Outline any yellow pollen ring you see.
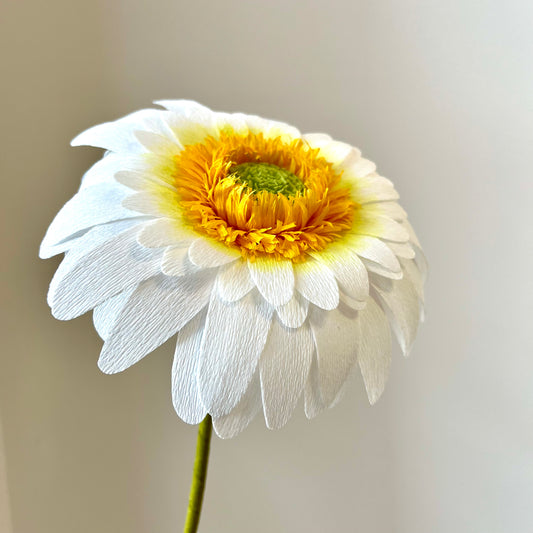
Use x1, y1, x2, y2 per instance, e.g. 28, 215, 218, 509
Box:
173, 129, 356, 261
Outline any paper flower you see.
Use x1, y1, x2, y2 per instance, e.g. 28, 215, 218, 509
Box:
41, 100, 426, 438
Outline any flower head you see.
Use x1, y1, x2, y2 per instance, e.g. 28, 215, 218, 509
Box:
41, 100, 426, 438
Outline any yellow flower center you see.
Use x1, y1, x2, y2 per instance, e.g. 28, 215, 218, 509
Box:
174, 130, 356, 260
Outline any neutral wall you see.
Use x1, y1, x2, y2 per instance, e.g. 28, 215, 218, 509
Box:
1, 1, 532, 532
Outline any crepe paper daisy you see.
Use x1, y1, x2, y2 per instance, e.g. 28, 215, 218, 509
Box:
41, 100, 426, 532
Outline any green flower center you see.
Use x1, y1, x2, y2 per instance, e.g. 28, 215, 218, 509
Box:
230, 162, 305, 196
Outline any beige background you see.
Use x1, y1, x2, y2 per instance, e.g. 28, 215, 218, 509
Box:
1, 1, 532, 532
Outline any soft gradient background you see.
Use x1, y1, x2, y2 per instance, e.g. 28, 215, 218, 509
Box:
1, 1, 532, 532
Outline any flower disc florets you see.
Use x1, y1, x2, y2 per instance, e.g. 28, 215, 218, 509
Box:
230, 162, 305, 196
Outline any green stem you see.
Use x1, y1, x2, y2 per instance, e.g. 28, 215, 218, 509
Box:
183, 415, 212, 533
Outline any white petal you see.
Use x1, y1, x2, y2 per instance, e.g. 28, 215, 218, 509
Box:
402, 218, 422, 249
122, 191, 178, 218
400, 258, 425, 304
362, 201, 407, 221
304, 352, 325, 419
358, 297, 392, 405
172, 309, 208, 424
115, 169, 176, 192
44, 218, 142, 262
40, 183, 138, 256
93, 285, 137, 340
401, 220, 428, 283
162, 246, 197, 277
386, 241, 415, 259
302, 133, 331, 143
216, 259, 254, 302
154, 99, 213, 116
302, 134, 360, 168
362, 259, 403, 280
98, 271, 213, 374
311, 245, 369, 302
353, 178, 400, 203
276, 293, 309, 328
353, 213, 410, 242
350, 157, 376, 177
137, 218, 193, 248
165, 109, 217, 147
295, 260, 339, 310
189, 238, 240, 268
212, 373, 262, 439
79, 154, 144, 190
349, 235, 401, 273
48, 225, 162, 320
244, 115, 300, 141
259, 318, 314, 429
71, 109, 169, 153
72, 123, 142, 153
415, 249, 428, 284
372, 274, 420, 356
310, 302, 359, 406
248, 256, 294, 306
198, 291, 273, 417
339, 291, 367, 310
134, 130, 182, 155
213, 112, 249, 134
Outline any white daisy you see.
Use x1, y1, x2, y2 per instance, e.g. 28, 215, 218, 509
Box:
40, 100, 426, 439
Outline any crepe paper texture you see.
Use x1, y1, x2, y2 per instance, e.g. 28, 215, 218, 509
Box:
41, 100, 427, 439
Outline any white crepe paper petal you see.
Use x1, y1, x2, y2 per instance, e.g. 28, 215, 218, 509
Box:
362, 201, 407, 221
79, 154, 144, 190
172, 309, 208, 424
93, 285, 137, 340
189, 238, 241, 268
371, 273, 420, 356
350, 157, 376, 177
164, 110, 217, 147
350, 235, 401, 273
386, 241, 416, 259
46, 218, 144, 264
122, 191, 175, 218
115, 169, 176, 192
310, 303, 359, 406
198, 290, 273, 418
98, 271, 213, 374
248, 256, 294, 307
400, 258, 425, 304
276, 293, 309, 328
295, 260, 339, 310
48, 224, 162, 320
71, 109, 170, 153
339, 291, 367, 311
161, 246, 197, 277
134, 130, 182, 155
353, 214, 410, 242
260, 318, 314, 429
40, 183, 139, 256
311, 246, 369, 302
137, 218, 192, 248
358, 297, 392, 405
154, 99, 213, 116
302, 134, 360, 169
212, 373, 262, 439
216, 260, 254, 302
355, 181, 400, 204
304, 352, 325, 419
362, 258, 404, 280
